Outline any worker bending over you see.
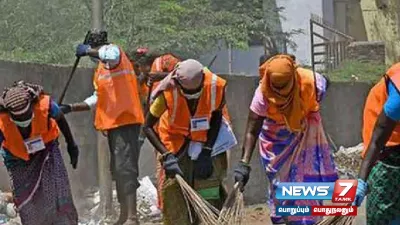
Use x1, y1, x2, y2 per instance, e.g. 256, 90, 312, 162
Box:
143, 59, 232, 225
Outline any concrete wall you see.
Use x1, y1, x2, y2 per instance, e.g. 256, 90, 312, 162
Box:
331, 0, 368, 41
0, 60, 373, 206
199, 46, 265, 76
361, 0, 400, 64
346, 41, 386, 64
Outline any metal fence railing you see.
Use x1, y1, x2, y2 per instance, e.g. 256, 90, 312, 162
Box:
310, 13, 355, 72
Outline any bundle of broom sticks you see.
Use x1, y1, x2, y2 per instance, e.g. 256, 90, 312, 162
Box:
175, 174, 245, 225
218, 182, 245, 225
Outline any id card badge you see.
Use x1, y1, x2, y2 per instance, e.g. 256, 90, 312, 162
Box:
190, 117, 210, 132
24, 136, 46, 154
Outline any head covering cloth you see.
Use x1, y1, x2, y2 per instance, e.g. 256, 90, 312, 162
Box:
260, 54, 304, 132
0, 81, 43, 116
150, 59, 204, 101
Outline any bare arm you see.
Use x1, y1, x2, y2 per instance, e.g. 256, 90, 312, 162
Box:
143, 113, 169, 155
54, 113, 76, 145
71, 102, 91, 112
241, 110, 265, 164
358, 112, 396, 180
87, 48, 100, 58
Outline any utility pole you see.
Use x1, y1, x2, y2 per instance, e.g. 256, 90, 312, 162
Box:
92, 0, 104, 30
228, 43, 232, 74
92, 0, 114, 221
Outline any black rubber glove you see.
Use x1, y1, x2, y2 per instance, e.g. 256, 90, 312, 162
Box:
67, 143, 79, 169
60, 104, 72, 114
162, 153, 184, 178
234, 161, 251, 191
194, 147, 214, 179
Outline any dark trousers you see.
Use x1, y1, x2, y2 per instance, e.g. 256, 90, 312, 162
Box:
107, 124, 141, 203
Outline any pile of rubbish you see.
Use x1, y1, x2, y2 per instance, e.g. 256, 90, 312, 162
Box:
333, 143, 363, 179
0, 191, 19, 225
78, 176, 162, 225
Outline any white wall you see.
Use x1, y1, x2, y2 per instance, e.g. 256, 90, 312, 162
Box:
276, 0, 323, 65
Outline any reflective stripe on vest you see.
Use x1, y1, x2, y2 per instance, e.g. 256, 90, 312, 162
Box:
169, 73, 219, 124
93, 47, 144, 130
155, 57, 162, 71
97, 69, 135, 80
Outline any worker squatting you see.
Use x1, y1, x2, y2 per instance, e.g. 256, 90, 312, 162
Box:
0, 29, 398, 225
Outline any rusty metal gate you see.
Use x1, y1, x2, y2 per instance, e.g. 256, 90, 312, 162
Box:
310, 13, 354, 72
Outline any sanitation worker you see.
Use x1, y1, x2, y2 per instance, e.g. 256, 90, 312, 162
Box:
143, 59, 233, 225
0, 81, 79, 225
233, 54, 337, 225
60, 29, 144, 225
354, 63, 400, 225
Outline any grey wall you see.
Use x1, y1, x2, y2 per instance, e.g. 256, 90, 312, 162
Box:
0, 60, 372, 206
199, 46, 265, 76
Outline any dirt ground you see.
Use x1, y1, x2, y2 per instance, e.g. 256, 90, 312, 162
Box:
142, 203, 367, 225
142, 205, 272, 225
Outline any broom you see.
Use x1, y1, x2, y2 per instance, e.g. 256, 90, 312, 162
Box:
316, 204, 356, 225
175, 174, 220, 225
218, 182, 245, 225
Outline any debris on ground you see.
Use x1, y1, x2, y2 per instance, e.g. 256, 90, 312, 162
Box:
78, 176, 162, 225
333, 143, 363, 179
0, 191, 19, 225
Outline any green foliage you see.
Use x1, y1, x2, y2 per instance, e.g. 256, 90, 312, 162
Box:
0, 0, 292, 65
326, 60, 388, 83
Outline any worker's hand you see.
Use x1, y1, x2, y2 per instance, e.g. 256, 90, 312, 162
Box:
352, 178, 368, 207
162, 152, 183, 178
75, 44, 91, 57
234, 161, 251, 191
194, 147, 214, 179
59, 104, 72, 114
67, 143, 79, 169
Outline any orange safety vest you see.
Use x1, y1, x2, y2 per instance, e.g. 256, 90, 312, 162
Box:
0, 95, 60, 161
93, 47, 144, 131
264, 67, 320, 123
140, 54, 181, 97
362, 63, 400, 157
158, 71, 229, 154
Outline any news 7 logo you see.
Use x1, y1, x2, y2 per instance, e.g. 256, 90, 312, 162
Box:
332, 180, 358, 203
275, 180, 358, 203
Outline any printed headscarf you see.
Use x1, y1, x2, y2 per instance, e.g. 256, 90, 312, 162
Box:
260, 54, 304, 132
0, 81, 44, 116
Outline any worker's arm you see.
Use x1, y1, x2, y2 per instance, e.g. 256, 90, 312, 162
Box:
315, 72, 330, 102
358, 112, 396, 180
149, 72, 169, 81
234, 87, 266, 189
358, 81, 400, 180
50, 100, 76, 145
142, 95, 169, 155
240, 87, 266, 163
241, 110, 265, 163
143, 95, 183, 178
60, 91, 96, 114
50, 100, 79, 169
88, 44, 120, 66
